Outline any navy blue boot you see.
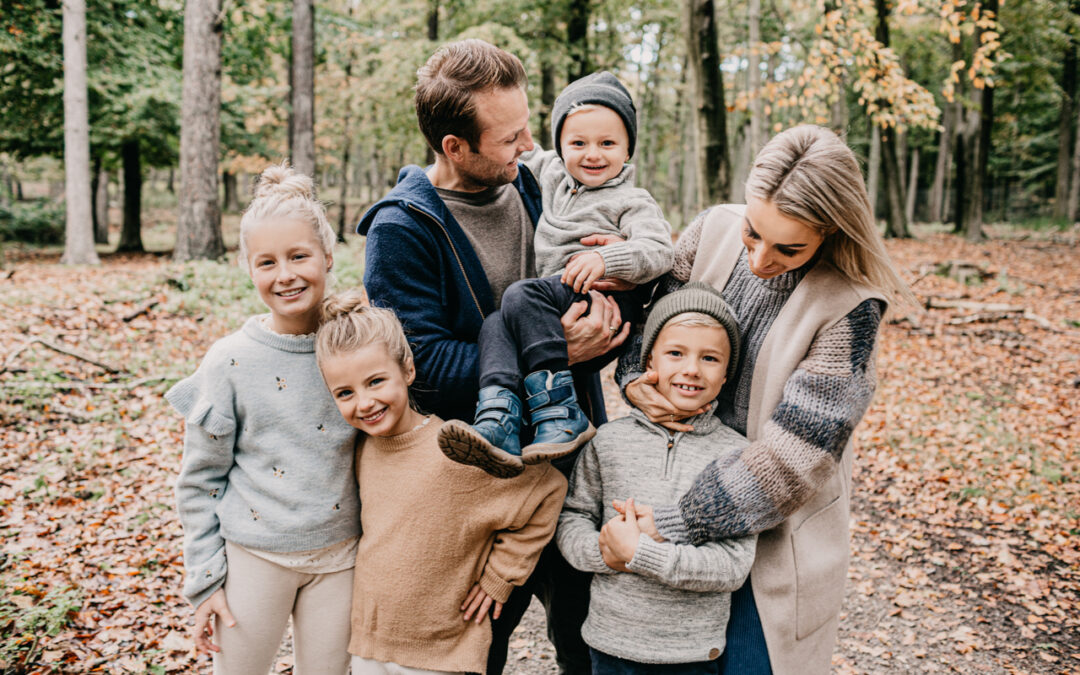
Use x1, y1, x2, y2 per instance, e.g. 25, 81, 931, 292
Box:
438, 386, 525, 478
520, 370, 595, 465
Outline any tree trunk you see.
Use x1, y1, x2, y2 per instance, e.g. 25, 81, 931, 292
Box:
567, 0, 589, 81
425, 0, 438, 166
961, 0, 997, 242
60, 0, 99, 265
952, 111, 970, 231
175, 0, 225, 262
881, 127, 910, 237
91, 156, 109, 244
222, 170, 239, 212
687, 0, 731, 205
905, 146, 920, 224
667, 58, 688, 221
1055, 5, 1079, 219
929, 101, 954, 222
539, 61, 556, 149
748, 0, 765, 159
1067, 95, 1080, 222
867, 125, 881, 215
117, 139, 144, 252
291, 0, 316, 177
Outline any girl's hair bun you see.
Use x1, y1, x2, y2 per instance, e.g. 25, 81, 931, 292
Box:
254, 162, 315, 201
320, 289, 368, 323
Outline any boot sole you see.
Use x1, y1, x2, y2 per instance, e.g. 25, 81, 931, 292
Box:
438, 420, 525, 479
521, 423, 596, 465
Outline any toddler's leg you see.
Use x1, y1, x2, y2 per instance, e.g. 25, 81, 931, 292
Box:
213, 542, 300, 675
291, 566, 353, 675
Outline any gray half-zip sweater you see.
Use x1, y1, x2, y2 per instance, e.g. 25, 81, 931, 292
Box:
166, 316, 360, 607
523, 149, 674, 284
556, 406, 756, 663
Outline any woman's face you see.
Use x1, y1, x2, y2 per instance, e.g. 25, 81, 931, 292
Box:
741, 197, 825, 279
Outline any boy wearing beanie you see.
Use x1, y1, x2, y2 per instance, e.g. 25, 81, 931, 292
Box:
440, 71, 675, 478
557, 283, 756, 671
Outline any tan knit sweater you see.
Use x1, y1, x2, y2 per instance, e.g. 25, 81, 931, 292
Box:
348, 417, 567, 672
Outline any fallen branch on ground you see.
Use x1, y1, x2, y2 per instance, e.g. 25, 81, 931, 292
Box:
0, 338, 123, 374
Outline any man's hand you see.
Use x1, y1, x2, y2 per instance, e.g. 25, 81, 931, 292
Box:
613, 499, 663, 542
599, 498, 645, 571
192, 588, 236, 654
562, 251, 606, 293
461, 583, 503, 625
625, 371, 708, 432
562, 291, 629, 365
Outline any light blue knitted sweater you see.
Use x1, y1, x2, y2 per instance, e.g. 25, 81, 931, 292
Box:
166, 316, 360, 607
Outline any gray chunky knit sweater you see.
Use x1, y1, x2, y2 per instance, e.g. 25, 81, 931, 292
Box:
557, 407, 756, 664
166, 316, 360, 607
523, 148, 673, 284
616, 208, 884, 544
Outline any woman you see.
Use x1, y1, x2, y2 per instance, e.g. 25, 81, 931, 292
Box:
607, 125, 913, 675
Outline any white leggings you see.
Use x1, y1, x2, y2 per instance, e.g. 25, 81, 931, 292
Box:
213, 541, 353, 675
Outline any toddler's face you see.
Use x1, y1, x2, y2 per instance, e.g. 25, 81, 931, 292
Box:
560, 106, 629, 187
247, 218, 331, 334
647, 323, 730, 412
321, 343, 416, 437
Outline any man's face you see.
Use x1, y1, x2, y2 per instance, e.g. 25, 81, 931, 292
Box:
456, 86, 534, 188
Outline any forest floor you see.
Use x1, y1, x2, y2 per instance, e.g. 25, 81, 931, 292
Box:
0, 220, 1077, 674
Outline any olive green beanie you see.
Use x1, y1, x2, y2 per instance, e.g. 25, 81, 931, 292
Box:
640, 282, 741, 382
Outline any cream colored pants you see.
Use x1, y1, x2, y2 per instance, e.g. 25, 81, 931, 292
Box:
213, 541, 353, 675
349, 656, 465, 675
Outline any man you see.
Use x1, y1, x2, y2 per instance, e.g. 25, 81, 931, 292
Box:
356, 40, 625, 674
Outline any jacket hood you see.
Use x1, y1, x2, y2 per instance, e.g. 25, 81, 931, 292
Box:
356, 165, 441, 236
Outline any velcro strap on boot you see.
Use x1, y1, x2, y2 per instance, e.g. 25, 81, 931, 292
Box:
526, 384, 575, 411
531, 406, 571, 423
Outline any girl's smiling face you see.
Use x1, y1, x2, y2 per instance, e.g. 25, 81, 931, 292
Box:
320, 343, 421, 438
742, 197, 825, 279
247, 218, 332, 335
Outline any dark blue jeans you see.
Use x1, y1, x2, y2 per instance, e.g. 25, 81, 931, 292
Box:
589, 648, 721, 675
479, 275, 653, 393
718, 579, 772, 675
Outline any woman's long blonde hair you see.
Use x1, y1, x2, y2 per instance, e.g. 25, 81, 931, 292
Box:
744, 125, 915, 307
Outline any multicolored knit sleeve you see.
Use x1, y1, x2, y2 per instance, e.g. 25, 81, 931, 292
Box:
652, 298, 884, 545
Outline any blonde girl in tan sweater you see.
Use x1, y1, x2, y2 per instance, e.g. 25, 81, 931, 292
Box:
315, 291, 567, 675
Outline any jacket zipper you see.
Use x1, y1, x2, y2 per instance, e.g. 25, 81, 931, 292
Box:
406, 203, 486, 321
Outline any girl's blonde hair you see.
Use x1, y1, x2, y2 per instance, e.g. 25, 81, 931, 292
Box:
315, 290, 413, 373
744, 125, 915, 307
238, 162, 336, 276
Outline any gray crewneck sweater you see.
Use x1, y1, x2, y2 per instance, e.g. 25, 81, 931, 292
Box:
557, 406, 756, 664
166, 316, 360, 607
523, 148, 674, 284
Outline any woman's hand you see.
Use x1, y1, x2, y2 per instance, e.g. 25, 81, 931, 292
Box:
192, 588, 236, 654
612, 499, 663, 542
598, 498, 646, 572
562, 291, 630, 365
625, 372, 709, 432
461, 583, 503, 624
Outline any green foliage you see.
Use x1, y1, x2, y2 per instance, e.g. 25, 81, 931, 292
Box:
0, 582, 83, 671
0, 201, 64, 245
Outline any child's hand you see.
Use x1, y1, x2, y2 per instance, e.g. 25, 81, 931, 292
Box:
461, 583, 503, 624
612, 499, 663, 542
562, 251, 606, 293
599, 498, 645, 571
192, 588, 236, 654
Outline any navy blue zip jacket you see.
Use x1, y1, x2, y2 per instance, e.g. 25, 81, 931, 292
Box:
357, 163, 607, 431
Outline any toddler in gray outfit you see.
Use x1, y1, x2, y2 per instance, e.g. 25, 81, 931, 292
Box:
439, 71, 674, 479
557, 283, 757, 671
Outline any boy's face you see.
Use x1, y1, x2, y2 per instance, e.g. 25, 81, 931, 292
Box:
559, 106, 629, 187
646, 323, 730, 412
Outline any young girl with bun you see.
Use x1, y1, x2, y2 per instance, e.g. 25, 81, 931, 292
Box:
315, 290, 567, 675
167, 163, 358, 673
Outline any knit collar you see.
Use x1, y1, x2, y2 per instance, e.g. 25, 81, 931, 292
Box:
629, 401, 722, 437
242, 315, 316, 353
364, 414, 441, 453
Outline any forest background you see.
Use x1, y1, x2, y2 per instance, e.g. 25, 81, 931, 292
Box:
0, 0, 1078, 673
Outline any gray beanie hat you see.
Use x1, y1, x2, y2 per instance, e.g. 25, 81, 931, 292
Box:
640, 282, 741, 383
551, 71, 637, 159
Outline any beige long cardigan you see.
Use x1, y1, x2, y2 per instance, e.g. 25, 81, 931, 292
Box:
689, 205, 887, 675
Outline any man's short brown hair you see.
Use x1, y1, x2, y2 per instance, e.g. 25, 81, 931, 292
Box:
415, 39, 527, 154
